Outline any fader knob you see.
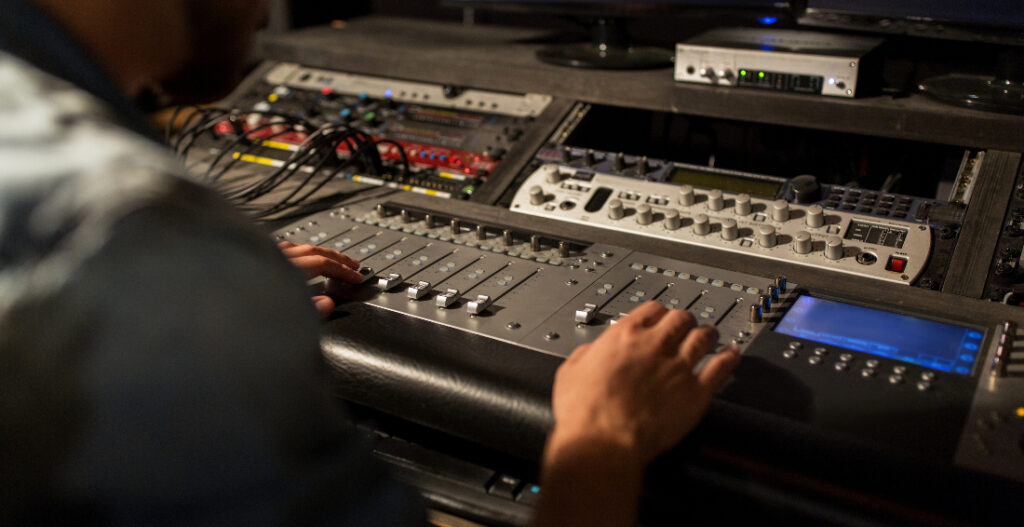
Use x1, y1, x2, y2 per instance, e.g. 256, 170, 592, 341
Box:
663, 209, 681, 230
678, 185, 695, 207
757, 225, 776, 248
825, 236, 844, 260
613, 152, 626, 171
636, 204, 653, 225
608, 199, 625, 220
771, 200, 790, 222
693, 214, 710, 235
707, 189, 724, 211
529, 185, 545, 205
502, 229, 514, 246
805, 204, 825, 228
584, 149, 596, 166
721, 218, 738, 241
793, 231, 812, 254
734, 193, 752, 216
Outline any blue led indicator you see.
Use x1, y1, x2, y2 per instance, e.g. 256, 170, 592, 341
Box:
967, 331, 982, 339
358, 92, 369, 100
963, 342, 978, 351
531, 485, 541, 493
955, 366, 970, 375
759, 16, 778, 25
384, 89, 393, 98
339, 108, 352, 118
960, 354, 976, 362
828, 78, 836, 85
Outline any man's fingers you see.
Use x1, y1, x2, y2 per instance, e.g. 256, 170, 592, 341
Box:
277, 241, 297, 249
623, 301, 668, 328
312, 295, 335, 318
677, 325, 719, 366
291, 255, 363, 283
280, 244, 361, 269
696, 347, 741, 394
651, 309, 697, 352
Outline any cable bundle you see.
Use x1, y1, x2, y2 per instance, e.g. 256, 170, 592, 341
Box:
166, 106, 409, 219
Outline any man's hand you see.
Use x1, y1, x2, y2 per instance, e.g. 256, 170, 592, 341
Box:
277, 241, 362, 317
533, 301, 740, 527
549, 300, 739, 464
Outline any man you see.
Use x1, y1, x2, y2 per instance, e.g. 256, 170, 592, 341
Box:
0, 0, 740, 525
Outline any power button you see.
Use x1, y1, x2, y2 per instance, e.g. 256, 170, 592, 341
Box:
886, 256, 908, 273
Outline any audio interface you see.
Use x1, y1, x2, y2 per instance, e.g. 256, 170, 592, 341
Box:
674, 28, 883, 97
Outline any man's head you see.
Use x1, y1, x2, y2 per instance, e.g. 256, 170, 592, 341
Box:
34, 0, 269, 104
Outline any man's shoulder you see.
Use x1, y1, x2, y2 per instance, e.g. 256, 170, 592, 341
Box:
0, 51, 245, 314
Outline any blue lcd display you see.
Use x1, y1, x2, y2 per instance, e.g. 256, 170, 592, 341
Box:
774, 296, 983, 375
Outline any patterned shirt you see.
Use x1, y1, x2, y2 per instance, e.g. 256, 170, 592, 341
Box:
0, 4, 422, 524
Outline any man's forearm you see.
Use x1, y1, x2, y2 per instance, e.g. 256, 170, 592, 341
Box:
531, 430, 647, 527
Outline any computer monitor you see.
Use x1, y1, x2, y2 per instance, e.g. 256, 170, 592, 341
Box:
792, 0, 1024, 112
444, 1, 788, 69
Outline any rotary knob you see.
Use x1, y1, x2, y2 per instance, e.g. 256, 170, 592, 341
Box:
721, 218, 738, 241
734, 193, 752, 216
757, 225, 776, 248
663, 209, 681, 230
793, 231, 812, 254
749, 304, 763, 323
707, 189, 724, 211
806, 204, 825, 228
607, 199, 625, 220
542, 165, 561, 184
678, 185, 695, 207
771, 200, 790, 222
825, 236, 844, 260
636, 204, 653, 225
529, 185, 545, 205
693, 214, 710, 235
584, 149, 596, 166
791, 174, 822, 204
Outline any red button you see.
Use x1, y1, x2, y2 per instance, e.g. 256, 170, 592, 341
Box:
886, 256, 907, 273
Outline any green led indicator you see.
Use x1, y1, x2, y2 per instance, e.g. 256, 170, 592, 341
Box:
740, 69, 747, 76
758, 71, 765, 79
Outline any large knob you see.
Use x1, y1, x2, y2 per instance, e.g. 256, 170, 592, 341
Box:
825, 236, 844, 260
734, 193, 752, 216
529, 185, 545, 205
636, 204, 653, 225
542, 165, 561, 184
607, 199, 625, 220
693, 214, 710, 235
757, 225, 776, 248
721, 218, 738, 241
791, 174, 822, 204
678, 185, 695, 207
805, 204, 825, 228
707, 189, 724, 211
793, 231, 812, 254
771, 200, 790, 222
663, 209, 681, 230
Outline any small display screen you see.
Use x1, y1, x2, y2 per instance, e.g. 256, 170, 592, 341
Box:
669, 167, 781, 198
774, 296, 983, 375
737, 69, 825, 94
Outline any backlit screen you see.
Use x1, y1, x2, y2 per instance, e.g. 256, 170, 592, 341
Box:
774, 296, 982, 375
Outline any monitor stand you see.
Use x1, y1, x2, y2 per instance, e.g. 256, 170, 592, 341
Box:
918, 48, 1024, 114
535, 18, 672, 70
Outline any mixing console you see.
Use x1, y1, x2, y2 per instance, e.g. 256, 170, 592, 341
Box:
275, 195, 1024, 484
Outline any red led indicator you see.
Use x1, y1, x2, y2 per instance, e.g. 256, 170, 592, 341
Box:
886, 256, 908, 273
320, 86, 333, 96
